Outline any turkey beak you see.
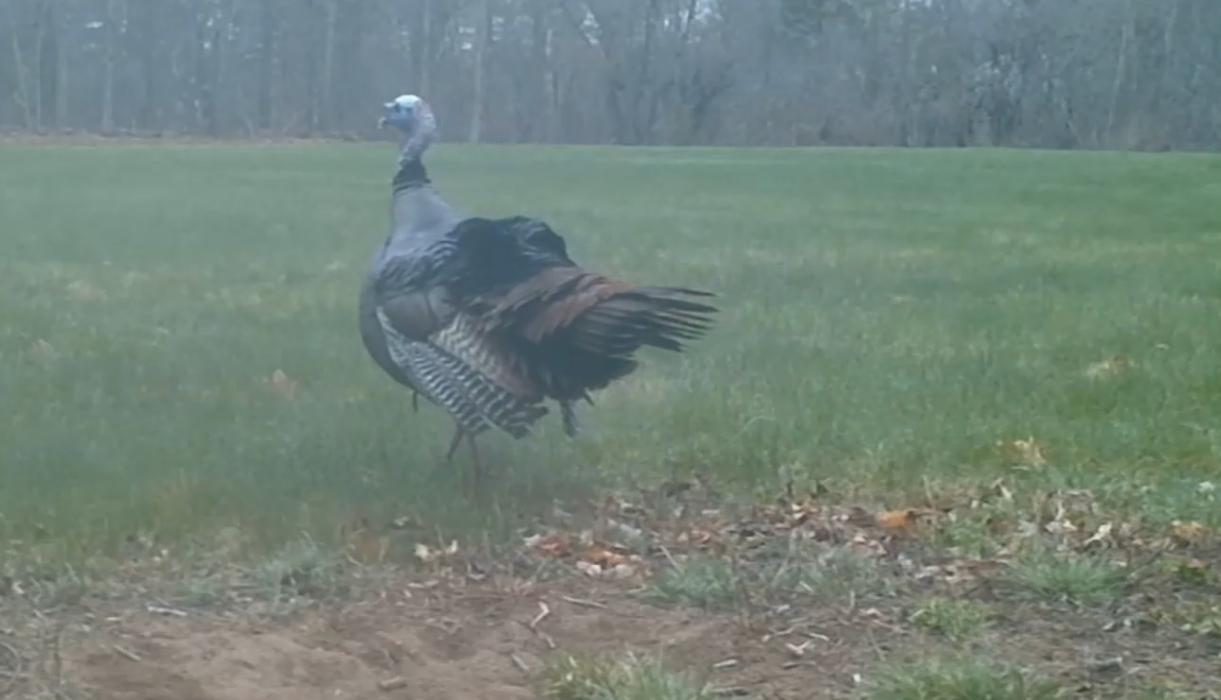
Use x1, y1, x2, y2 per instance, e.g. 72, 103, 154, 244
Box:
377, 116, 388, 129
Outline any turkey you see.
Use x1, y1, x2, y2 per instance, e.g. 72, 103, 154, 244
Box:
358, 93, 719, 485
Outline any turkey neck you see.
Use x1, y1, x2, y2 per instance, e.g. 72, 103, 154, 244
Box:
385, 133, 462, 251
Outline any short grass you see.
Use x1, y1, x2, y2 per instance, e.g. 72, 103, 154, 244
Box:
540, 652, 712, 700
3, 143, 1221, 564
868, 656, 1064, 700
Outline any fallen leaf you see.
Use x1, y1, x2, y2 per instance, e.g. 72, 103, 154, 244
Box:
26, 339, 58, 362
1171, 521, 1212, 546
609, 563, 638, 579
1082, 522, 1115, 549
849, 532, 886, 557
1011, 437, 1047, 466
875, 509, 920, 534
413, 540, 458, 563
574, 560, 603, 577
526, 532, 571, 558
66, 279, 106, 300
587, 544, 632, 568
265, 369, 300, 397
347, 533, 388, 564
1085, 355, 1131, 380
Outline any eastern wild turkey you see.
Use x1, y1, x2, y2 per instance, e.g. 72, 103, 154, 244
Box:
358, 94, 718, 484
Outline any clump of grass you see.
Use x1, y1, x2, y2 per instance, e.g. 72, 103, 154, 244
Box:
775, 546, 894, 601
641, 556, 739, 611
0, 557, 94, 608
254, 536, 347, 602
907, 597, 995, 641
928, 513, 1006, 559
540, 652, 711, 700
1173, 603, 1221, 639
869, 656, 1063, 700
1002, 549, 1129, 607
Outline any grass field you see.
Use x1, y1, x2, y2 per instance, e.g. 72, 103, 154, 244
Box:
2, 142, 1221, 699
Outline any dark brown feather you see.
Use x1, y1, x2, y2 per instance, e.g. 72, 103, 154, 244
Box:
463, 266, 717, 402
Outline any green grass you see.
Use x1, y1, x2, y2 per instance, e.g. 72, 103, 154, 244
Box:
540, 652, 713, 700
1002, 548, 1131, 607
3, 143, 1221, 561
868, 656, 1064, 700
907, 597, 996, 641
642, 556, 740, 611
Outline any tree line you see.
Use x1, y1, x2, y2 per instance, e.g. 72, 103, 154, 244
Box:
2, 0, 1218, 151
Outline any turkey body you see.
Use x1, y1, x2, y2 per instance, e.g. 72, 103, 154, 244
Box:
359, 117, 717, 472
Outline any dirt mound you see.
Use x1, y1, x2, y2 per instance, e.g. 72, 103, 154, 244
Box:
60, 580, 824, 700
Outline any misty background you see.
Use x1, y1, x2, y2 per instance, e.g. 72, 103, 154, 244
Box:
1, 0, 1218, 151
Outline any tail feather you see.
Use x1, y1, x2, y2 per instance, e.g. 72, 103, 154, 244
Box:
466, 267, 718, 402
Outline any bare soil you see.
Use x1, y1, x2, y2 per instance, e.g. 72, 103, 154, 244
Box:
3, 487, 1219, 700
4, 571, 1217, 700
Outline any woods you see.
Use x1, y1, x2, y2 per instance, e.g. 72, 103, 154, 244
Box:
1, 0, 1219, 150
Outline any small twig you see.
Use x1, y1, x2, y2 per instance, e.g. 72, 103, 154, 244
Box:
529, 601, 551, 629
510, 653, 530, 673
711, 658, 739, 669
784, 641, 811, 658
145, 604, 189, 618
111, 644, 142, 663
865, 628, 887, 662
766, 530, 800, 593
658, 544, 683, 571
561, 596, 605, 609
377, 676, 408, 692
707, 685, 750, 697
515, 618, 557, 650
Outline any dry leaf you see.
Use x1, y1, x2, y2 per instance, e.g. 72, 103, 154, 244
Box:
875, 509, 920, 533
526, 532, 571, 558
27, 338, 58, 362
413, 540, 458, 563
587, 544, 632, 568
849, 532, 886, 557
265, 369, 300, 397
1085, 355, 1131, 380
66, 279, 106, 300
1011, 437, 1047, 466
574, 560, 603, 577
1082, 522, 1114, 549
1171, 521, 1212, 546
347, 533, 388, 564
609, 563, 639, 580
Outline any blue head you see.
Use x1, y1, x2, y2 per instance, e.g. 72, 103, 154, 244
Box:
379, 94, 437, 162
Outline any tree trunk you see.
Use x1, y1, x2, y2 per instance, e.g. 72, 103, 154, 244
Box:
468, 0, 491, 143
52, 0, 66, 129
100, 0, 118, 133
1105, 0, 1134, 144
319, 0, 336, 132
258, 0, 275, 131
8, 14, 33, 128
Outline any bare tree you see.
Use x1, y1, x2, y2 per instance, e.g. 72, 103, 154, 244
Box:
0, 0, 1216, 151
